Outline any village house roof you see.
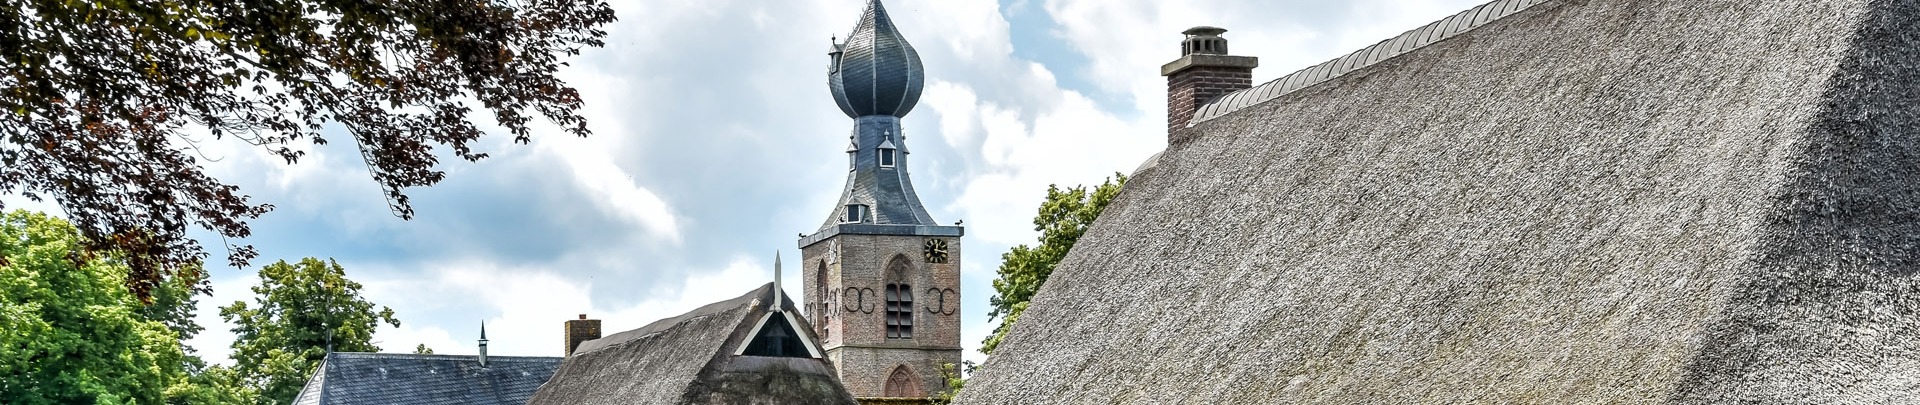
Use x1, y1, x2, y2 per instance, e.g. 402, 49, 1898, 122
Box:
957, 0, 1920, 403
290, 352, 560, 405
527, 283, 858, 405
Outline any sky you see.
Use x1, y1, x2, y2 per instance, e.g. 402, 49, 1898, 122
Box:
17, 0, 1488, 367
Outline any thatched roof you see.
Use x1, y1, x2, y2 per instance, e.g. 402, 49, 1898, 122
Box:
527, 283, 858, 404
957, 0, 1920, 403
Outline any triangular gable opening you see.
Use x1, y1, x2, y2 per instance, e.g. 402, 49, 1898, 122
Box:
741, 313, 817, 358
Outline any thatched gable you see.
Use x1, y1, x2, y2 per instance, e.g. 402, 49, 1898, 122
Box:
527, 283, 858, 404
957, 0, 1920, 403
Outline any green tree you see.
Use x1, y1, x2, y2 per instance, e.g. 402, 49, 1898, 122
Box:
221, 258, 399, 404
412, 344, 434, 355
981, 174, 1127, 355
0, 0, 617, 300
0, 210, 191, 404
933, 361, 976, 404
141, 262, 262, 404
164, 361, 259, 405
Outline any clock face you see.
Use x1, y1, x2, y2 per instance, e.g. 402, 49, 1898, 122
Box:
922, 239, 949, 263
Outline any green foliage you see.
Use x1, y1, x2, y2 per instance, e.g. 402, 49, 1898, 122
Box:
0, 0, 616, 301
413, 344, 434, 355
932, 361, 976, 404
0, 210, 190, 404
982, 174, 1127, 355
140, 263, 208, 349
222, 258, 399, 404
164, 360, 259, 405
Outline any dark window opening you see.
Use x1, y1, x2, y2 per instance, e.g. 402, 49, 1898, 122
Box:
885, 283, 913, 339
879, 149, 896, 167
742, 315, 811, 358
845, 205, 866, 223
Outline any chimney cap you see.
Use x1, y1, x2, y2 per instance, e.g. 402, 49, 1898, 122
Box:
578, 314, 587, 320
1183, 26, 1228, 37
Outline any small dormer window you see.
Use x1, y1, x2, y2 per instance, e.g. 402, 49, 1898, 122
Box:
844, 204, 867, 223
878, 149, 895, 167
846, 138, 858, 170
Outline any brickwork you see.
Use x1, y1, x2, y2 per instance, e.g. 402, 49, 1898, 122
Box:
1166, 66, 1254, 132
803, 233, 962, 399
828, 346, 960, 398
1162, 27, 1257, 133
564, 316, 601, 356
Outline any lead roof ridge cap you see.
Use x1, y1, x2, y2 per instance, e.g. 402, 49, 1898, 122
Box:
1189, 0, 1554, 126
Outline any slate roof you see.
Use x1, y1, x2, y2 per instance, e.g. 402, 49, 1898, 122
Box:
829, 0, 925, 118
957, 0, 1920, 403
290, 352, 560, 405
527, 283, 858, 405
808, 0, 964, 244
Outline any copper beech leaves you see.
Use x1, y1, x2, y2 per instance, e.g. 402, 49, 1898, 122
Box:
0, 0, 616, 300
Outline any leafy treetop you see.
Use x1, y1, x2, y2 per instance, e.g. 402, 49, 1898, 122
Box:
220, 257, 399, 405
0, 0, 616, 300
0, 210, 191, 404
981, 174, 1126, 355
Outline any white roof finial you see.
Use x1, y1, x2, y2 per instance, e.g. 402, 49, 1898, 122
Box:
772, 251, 783, 312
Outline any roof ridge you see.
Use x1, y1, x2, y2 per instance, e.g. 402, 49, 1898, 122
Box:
327, 352, 561, 361
1188, 0, 1555, 125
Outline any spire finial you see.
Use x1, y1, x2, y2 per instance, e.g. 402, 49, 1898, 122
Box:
477, 321, 490, 367
772, 251, 784, 312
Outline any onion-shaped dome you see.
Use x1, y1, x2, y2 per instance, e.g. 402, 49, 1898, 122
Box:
828, 0, 924, 118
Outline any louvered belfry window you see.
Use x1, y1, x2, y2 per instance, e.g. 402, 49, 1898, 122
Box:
884, 283, 913, 339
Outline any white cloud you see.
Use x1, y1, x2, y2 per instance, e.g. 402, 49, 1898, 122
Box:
361, 256, 776, 357
540, 137, 683, 244
184, 272, 260, 365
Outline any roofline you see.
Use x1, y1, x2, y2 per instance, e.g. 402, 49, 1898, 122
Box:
320, 352, 562, 361
1187, 0, 1554, 125
799, 224, 964, 248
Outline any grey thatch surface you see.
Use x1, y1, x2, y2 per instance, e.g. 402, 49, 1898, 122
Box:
957, 0, 1920, 403
527, 283, 858, 405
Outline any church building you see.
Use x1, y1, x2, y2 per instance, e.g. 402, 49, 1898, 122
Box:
799, 0, 965, 400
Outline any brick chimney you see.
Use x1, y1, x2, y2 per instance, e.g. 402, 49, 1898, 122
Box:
564, 314, 601, 356
1162, 26, 1257, 133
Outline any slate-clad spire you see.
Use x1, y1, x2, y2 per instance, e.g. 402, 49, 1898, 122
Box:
808, 0, 960, 238
478, 322, 490, 368
828, 0, 925, 119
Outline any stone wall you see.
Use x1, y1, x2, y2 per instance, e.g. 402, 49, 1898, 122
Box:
804, 232, 963, 398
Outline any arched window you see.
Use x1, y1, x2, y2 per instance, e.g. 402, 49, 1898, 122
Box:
883, 257, 913, 339
883, 365, 921, 397
814, 261, 830, 339
884, 284, 912, 339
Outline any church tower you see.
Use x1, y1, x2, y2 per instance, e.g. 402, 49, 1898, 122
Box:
799, 0, 963, 399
